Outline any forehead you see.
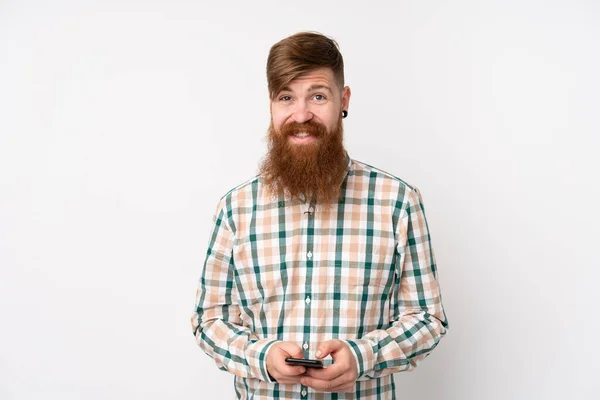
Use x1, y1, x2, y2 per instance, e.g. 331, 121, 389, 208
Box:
282, 68, 338, 91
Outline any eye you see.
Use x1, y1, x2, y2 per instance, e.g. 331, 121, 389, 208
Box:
279, 95, 292, 102
313, 94, 326, 101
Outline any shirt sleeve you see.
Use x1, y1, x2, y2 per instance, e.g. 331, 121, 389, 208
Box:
191, 201, 279, 382
344, 187, 449, 380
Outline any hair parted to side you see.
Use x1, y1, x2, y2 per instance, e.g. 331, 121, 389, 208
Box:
267, 32, 344, 100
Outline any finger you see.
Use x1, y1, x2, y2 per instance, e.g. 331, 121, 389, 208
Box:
280, 364, 306, 376
315, 339, 344, 359
276, 376, 305, 385
271, 344, 306, 376
301, 372, 353, 392
272, 359, 306, 377
271, 366, 305, 384
330, 384, 355, 393
286, 348, 304, 359
305, 364, 345, 381
278, 343, 304, 359
320, 381, 355, 393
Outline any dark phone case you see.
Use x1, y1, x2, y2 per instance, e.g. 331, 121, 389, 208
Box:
285, 358, 324, 368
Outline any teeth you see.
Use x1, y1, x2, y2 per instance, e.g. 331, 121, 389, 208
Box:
294, 133, 309, 138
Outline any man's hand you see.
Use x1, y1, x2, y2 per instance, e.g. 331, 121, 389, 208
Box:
301, 340, 358, 392
266, 341, 306, 384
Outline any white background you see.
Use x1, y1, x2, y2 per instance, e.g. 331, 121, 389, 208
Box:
1, 0, 599, 399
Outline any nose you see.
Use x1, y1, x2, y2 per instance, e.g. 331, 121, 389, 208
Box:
291, 101, 313, 123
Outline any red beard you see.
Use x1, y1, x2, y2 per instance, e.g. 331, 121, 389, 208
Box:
259, 117, 348, 205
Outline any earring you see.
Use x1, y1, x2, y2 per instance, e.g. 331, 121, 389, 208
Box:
342, 110, 348, 119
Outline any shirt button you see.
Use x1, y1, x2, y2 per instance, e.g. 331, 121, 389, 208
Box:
303, 342, 309, 350
307, 251, 312, 259
301, 389, 307, 396
305, 296, 311, 305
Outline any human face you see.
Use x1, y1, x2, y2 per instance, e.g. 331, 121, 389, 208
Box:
270, 68, 351, 145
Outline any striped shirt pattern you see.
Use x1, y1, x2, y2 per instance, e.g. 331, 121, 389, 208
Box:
192, 157, 449, 399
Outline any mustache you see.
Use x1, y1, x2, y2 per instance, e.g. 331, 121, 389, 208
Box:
279, 120, 328, 138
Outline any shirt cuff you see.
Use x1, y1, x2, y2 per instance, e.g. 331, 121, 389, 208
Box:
245, 338, 280, 382
343, 338, 376, 380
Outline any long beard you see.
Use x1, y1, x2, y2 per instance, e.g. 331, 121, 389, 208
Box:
259, 117, 348, 205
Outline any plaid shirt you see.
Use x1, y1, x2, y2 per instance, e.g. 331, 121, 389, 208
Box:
192, 156, 449, 399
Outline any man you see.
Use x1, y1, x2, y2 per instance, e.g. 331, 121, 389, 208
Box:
191, 32, 449, 399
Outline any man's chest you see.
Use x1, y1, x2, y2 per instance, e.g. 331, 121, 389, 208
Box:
229, 201, 401, 300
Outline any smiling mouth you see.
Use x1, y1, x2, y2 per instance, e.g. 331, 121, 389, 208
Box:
293, 133, 310, 138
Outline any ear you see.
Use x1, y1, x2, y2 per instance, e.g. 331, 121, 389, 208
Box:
342, 86, 351, 112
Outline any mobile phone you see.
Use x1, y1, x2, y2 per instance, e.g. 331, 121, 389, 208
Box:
285, 358, 324, 368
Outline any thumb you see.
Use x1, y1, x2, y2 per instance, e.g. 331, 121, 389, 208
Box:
288, 346, 304, 359
280, 342, 304, 358
315, 339, 344, 359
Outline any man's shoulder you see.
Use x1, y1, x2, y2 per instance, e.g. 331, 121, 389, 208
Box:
216, 175, 261, 204
350, 159, 416, 191
210, 175, 263, 215
221, 175, 260, 198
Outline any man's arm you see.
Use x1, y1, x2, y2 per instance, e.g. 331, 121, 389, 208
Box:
344, 187, 449, 380
191, 203, 277, 382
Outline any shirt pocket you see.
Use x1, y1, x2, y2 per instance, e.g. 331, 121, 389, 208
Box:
333, 253, 395, 333
345, 232, 397, 289
344, 252, 395, 292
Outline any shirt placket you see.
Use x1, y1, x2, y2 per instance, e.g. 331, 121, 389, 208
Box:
300, 200, 315, 398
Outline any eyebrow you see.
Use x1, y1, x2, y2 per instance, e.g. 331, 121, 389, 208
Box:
307, 84, 333, 94
279, 84, 333, 95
